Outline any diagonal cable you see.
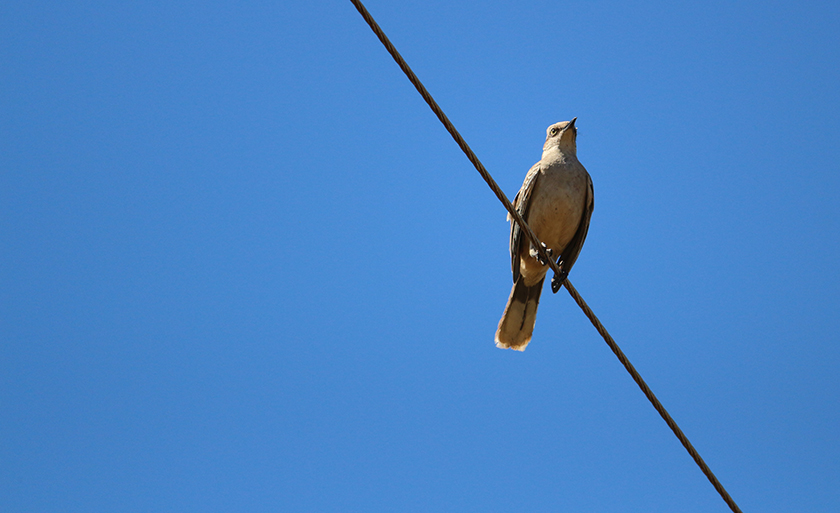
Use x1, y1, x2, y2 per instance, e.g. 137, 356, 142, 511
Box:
347, 1, 743, 512
348, 0, 558, 277
561, 279, 743, 512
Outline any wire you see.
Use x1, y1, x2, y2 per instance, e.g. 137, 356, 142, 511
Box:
562, 279, 743, 512
348, 1, 743, 512
347, 0, 556, 277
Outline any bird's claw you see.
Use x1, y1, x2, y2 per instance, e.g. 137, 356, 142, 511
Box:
535, 243, 553, 265
551, 269, 568, 293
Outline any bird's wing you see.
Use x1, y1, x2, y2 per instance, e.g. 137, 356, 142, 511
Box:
558, 171, 594, 274
510, 162, 542, 282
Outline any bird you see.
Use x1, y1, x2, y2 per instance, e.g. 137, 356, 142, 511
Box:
495, 118, 594, 351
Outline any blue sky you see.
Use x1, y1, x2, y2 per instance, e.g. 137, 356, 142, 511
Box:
2, 1, 839, 511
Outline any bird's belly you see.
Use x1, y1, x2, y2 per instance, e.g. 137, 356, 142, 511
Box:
518, 168, 586, 283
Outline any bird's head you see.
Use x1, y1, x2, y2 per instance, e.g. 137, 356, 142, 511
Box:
543, 118, 577, 154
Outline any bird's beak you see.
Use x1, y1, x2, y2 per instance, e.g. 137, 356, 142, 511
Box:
559, 117, 577, 137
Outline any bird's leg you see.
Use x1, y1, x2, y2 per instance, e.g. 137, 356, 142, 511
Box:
530, 242, 553, 265
551, 258, 568, 293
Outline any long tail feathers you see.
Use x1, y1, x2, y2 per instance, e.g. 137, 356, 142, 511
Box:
495, 277, 545, 351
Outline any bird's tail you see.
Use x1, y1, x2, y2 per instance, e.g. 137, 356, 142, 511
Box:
495, 277, 545, 351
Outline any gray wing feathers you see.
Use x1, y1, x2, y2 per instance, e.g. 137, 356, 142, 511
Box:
558, 173, 594, 273
509, 162, 542, 282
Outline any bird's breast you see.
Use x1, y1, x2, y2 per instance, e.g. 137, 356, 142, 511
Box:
518, 161, 588, 281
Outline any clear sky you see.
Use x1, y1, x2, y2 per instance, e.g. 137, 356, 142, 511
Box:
2, 1, 839, 511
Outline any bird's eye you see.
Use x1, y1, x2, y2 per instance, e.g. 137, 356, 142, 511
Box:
550, 127, 559, 136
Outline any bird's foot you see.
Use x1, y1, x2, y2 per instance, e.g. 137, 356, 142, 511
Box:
551, 269, 568, 293
532, 243, 553, 265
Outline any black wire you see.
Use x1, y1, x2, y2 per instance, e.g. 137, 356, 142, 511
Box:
347, 1, 743, 511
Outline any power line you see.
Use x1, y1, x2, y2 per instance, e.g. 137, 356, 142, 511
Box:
347, 1, 743, 512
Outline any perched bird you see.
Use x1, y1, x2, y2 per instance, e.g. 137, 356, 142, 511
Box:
495, 118, 594, 351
